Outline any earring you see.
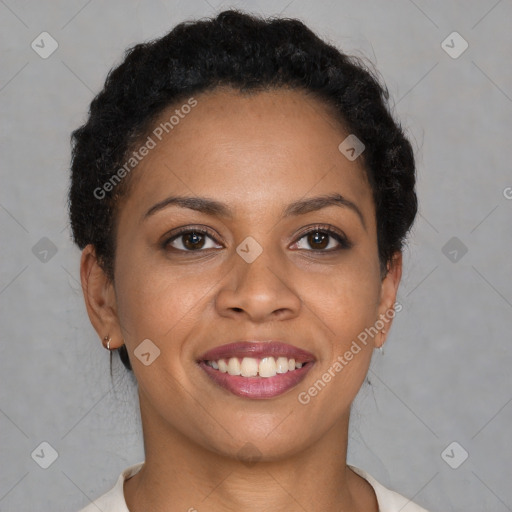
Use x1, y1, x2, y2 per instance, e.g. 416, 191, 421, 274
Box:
379, 329, 386, 354
103, 335, 112, 351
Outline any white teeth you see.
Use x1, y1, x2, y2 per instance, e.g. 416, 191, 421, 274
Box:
276, 357, 289, 374
218, 359, 228, 373
227, 357, 241, 375
240, 357, 258, 377
259, 357, 277, 377
206, 356, 307, 377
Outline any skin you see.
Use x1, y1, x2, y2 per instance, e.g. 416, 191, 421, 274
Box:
81, 87, 402, 512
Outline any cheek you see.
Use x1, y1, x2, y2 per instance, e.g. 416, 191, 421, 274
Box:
116, 263, 207, 343
302, 259, 381, 346
113, 239, 209, 346
294, 265, 378, 418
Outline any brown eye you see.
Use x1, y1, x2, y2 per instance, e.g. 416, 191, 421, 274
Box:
307, 231, 329, 250
182, 232, 206, 250
293, 226, 352, 252
163, 228, 222, 252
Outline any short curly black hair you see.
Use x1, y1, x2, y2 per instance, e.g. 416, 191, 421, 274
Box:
69, 9, 417, 373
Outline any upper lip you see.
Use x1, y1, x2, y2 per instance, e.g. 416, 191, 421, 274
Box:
198, 341, 316, 364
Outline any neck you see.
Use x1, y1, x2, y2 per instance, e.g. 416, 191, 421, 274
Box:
124, 392, 378, 512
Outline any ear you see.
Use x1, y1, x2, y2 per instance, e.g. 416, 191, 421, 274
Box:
80, 244, 123, 350
375, 250, 403, 348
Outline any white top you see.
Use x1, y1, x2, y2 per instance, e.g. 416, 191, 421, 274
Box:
77, 461, 430, 512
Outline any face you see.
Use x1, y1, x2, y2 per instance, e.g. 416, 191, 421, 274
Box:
83, 87, 402, 461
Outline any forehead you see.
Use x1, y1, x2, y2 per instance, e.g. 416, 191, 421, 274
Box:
120, 87, 374, 226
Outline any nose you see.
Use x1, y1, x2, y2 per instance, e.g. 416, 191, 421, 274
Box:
215, 244, 302, 323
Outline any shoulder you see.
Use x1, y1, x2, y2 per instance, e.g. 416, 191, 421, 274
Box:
76, 461, 145, 512
348, 465, 430, 512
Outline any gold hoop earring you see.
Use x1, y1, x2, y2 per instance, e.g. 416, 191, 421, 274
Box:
103, 335, 112, 351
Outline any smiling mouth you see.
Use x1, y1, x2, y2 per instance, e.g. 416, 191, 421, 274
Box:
196, 341, 315, 399
202, 356, 308, 377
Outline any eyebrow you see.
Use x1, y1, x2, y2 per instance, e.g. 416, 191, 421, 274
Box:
144, 192, 366, 231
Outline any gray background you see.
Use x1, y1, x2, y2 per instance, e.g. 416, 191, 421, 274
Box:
1, 0, 511, 511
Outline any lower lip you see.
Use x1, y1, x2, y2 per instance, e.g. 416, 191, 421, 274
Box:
198, 361, 314, 399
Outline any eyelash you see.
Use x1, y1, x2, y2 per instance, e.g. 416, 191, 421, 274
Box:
162, 224, 352, 254
294, 224, 353, 252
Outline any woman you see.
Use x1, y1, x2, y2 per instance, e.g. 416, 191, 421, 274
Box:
70, 9, 428, 512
